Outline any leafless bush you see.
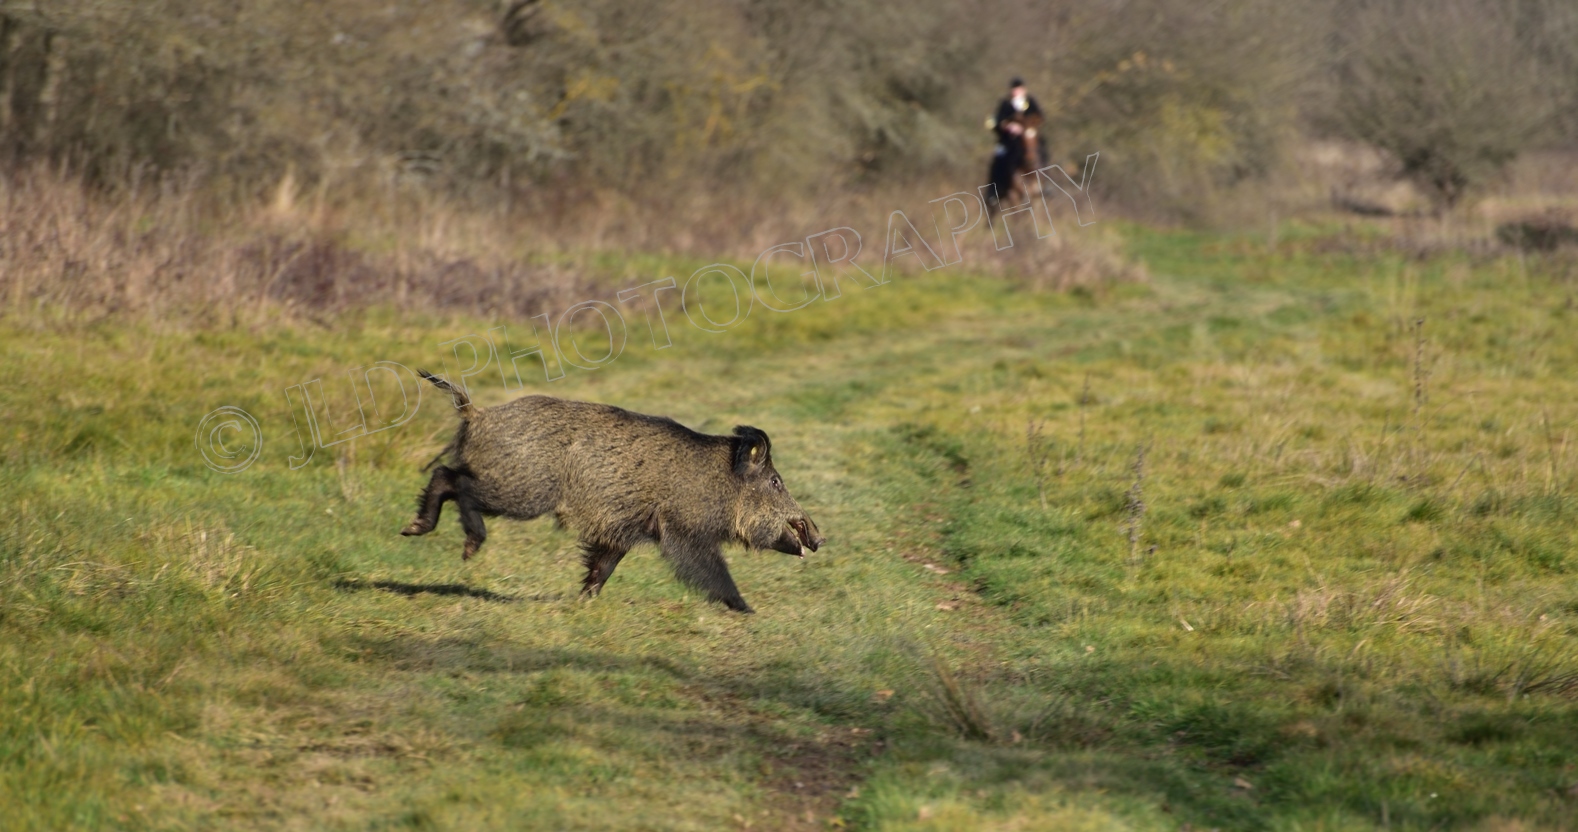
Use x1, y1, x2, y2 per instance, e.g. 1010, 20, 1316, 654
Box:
1496, 212, 1578, 252
1324, 0, 1568, 209
1036, 0, 1327, 220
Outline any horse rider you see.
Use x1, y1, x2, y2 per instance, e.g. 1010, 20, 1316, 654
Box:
985, 77, 1047, 207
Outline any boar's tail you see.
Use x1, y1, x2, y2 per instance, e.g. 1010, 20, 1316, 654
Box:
419, 369, 475, 419
418, 370, 474, 471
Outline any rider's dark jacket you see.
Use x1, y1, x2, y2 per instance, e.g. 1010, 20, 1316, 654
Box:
991, 95, 1044, 145
986, 94, 1047, 202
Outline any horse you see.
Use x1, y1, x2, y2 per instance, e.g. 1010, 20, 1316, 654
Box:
985, 110, 1044, 220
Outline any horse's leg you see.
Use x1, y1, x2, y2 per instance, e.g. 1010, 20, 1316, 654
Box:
986, 148, 1013, 219
1018, 133, 1043, 199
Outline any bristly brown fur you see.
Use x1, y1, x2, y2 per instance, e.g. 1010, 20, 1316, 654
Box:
400, 378, 824, 612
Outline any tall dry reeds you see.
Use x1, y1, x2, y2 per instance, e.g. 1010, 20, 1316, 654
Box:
0, 163, 1145, 327
0, 165, 598, 325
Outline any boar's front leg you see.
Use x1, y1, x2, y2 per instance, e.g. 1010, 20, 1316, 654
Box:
662, 532, 752, 614
579, 540, 629, 598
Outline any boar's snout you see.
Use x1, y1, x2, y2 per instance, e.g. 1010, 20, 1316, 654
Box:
795, 517, 824, 552
773, 516, 823, 558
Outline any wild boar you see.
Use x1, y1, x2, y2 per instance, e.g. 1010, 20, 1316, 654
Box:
400, 371, 824, 613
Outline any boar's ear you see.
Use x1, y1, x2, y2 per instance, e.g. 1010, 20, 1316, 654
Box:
731, 426, 772, 474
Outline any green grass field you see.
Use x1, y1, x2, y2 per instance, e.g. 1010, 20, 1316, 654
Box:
3, 223, 1577, 830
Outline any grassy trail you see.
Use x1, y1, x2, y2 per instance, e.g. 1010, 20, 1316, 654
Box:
3, 226, 1577, 830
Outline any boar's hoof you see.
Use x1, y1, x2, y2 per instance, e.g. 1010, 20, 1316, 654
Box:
401, 519, 433, 536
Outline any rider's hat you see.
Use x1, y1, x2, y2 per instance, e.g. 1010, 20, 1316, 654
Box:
1009, 76, 1025, 89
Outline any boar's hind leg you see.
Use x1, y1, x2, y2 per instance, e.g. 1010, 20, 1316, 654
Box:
402, 466, 459, 536
455, 476, 488, 561
663, 537, 752, 614
402, 466, 487, 560
579, 541, 629, 598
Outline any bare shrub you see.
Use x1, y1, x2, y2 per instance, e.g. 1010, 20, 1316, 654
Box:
1040, 0, 1323, 221
1325, 0, 1566, 209
1496, 211, 1578, 252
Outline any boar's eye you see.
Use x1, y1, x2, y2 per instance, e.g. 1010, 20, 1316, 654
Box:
769, 474, 784, 491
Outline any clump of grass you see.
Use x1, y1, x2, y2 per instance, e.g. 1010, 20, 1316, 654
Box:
915, 652, 996, 743
910, 652, 1100, 749
1404, 498, 1442, 523
1443, 632, 1578, 702
982, 225, 1149, 293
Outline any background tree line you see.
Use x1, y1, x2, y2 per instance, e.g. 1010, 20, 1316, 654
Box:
0, 0, 1574, 217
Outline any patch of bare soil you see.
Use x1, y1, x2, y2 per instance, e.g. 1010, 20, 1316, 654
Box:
698, 689, 875, 831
